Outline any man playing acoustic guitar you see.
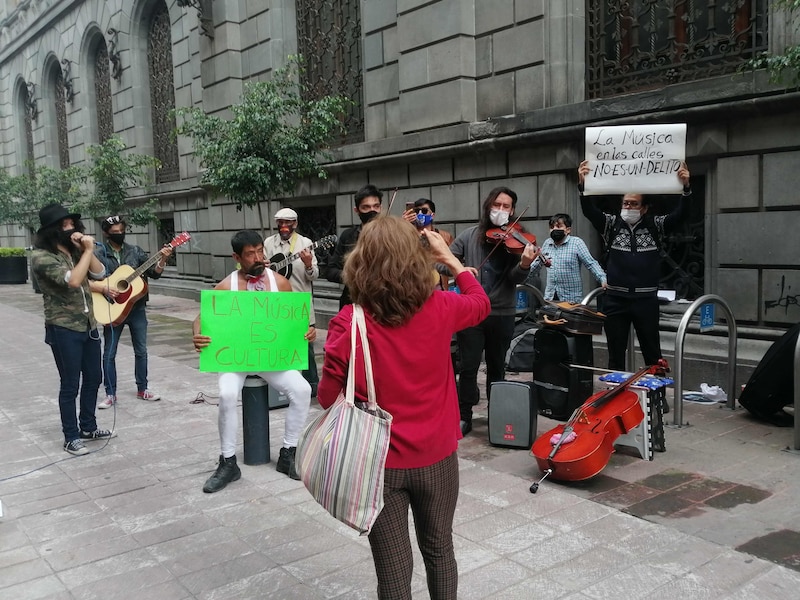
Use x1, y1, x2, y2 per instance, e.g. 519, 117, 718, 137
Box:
90, 215, 173, 408
263, 207, 320, 397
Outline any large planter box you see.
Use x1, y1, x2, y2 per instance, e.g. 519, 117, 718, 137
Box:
0, 256, 28, 284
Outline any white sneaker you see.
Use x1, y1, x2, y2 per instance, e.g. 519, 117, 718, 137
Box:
98, 395, 115, 409
137, 389, 161, 401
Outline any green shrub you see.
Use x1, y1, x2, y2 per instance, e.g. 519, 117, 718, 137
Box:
0, 247, 26, 257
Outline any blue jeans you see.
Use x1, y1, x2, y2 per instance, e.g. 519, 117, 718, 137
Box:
103, 302, 149, 395
45, 325, 102, 442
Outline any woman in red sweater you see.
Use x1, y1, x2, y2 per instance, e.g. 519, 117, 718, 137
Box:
318, 216, 490, 600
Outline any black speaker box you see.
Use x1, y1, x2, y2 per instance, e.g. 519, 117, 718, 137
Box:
488, 381, 538, 449
533, 328, 593, 366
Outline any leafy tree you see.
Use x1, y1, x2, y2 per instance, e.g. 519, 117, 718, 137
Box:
0, 163, 86, 233
742, 0, 800, 86
75, 136, 161, 227
175, 56, 350, 213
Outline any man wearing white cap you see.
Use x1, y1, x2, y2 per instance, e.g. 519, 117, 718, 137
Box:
264, 208, 320, 395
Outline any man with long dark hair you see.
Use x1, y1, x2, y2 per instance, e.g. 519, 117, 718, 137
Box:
449, 187, 537, 434
31, 203, 115, 456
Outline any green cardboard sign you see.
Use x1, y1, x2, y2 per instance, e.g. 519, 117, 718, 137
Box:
199, 290, 310, 373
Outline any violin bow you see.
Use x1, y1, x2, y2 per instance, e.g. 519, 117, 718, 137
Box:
476, 205, 532, 271
387, 187, 399, 213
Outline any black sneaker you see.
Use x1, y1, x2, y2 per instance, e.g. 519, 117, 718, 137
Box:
80, 429, 117, 440
203, 455, 241, 493
276, 447, 300, 480
64, 439, 89, 456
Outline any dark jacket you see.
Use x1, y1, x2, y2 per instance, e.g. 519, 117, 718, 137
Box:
580, 191, 690, 297
326, 225, 362, 308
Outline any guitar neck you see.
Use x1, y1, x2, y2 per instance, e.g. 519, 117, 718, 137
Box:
126, 253, 162, 283
273, 241, 320, 270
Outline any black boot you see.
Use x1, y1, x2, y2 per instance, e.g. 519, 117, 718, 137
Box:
203, 454, 241, 493
277, 447, 300, 480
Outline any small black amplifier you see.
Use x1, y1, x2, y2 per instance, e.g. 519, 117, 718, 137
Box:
488, 381, 538, 449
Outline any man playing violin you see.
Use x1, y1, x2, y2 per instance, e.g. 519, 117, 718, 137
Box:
448, 187, 537, 435
578, 160, 692, 371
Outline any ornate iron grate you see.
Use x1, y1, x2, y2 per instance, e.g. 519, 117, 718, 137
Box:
148, 3, 180, 183
54, 69, 69, 169
587, 0, 768, 98
296, 0, 364, 144
22, 85, 34, 170
95, 41, 114, 143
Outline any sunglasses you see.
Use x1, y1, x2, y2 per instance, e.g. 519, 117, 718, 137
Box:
105, 215, 122, 225
414, 207, 431, 215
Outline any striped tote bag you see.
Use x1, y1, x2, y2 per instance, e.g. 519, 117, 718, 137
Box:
296, 305, 393, 534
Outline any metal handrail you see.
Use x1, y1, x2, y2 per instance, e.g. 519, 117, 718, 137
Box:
793, 332, 800, 451
672, 294, 737, 427
580, 287, 636, 372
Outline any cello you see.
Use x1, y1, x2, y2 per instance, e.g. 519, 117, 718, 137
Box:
530, 360, 669, 490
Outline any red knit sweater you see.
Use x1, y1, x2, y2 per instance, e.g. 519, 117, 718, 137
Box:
317, 272, 490, 469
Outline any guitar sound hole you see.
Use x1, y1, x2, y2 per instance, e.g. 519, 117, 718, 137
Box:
117, 281, 129, 292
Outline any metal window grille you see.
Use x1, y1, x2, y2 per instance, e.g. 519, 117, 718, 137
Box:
587, 0, 768, 98
296, 0, 364, 144
95, 41, 114, 143
148, 3, 180, 183
54, 69, 69, 169
22, 86, 34, 170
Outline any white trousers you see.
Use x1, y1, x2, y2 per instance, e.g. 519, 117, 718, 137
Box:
217, 370, 311, 458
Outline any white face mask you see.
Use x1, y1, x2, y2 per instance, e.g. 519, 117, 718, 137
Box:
489, 209, 510, 227
620, 208, 641, 226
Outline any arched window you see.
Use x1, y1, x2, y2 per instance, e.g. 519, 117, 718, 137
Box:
147, 2, 180, 183
16, 82, 35, 173
51, 64, 70, 169
93, 38, 114, 143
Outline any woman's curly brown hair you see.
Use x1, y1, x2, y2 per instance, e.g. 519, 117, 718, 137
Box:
343, 215, 435, 327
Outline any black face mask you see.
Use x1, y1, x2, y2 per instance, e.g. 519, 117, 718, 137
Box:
59, 228, 76, 247
358, 211, 379, 225
550, 230, 567, 243
107, 233, 126, 245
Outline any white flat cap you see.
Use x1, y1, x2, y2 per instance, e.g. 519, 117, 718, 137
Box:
274, 208, 298, 220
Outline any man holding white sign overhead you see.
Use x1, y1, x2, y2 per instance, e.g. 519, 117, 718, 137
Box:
578, 123, 691, 372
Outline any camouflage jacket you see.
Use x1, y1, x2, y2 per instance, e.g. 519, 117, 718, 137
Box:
31, 249, 102, 332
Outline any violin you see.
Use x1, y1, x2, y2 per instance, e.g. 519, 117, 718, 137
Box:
485, 223, 537, 255
530, 360, 669, 487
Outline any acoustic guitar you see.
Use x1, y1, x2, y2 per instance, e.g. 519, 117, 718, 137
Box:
92, 232, 191, 326
268, 234, 337, 278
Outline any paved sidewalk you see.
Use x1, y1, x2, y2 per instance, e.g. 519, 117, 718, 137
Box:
1, 284, 799, 599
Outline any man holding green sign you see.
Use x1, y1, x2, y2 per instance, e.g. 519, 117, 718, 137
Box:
192, 230, 314, 492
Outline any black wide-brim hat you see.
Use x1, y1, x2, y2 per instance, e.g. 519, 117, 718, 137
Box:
38, 203, 81, 233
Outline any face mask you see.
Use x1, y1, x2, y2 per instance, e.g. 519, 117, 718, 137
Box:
620, 209, 642, 225
489, 209, 510, 227
107, 233, 125, 245
415, 213, 433, 228
278, 225, 294, 241
358, 210, 379, 225
550, 230, 567, 243
59, 228, 76, 246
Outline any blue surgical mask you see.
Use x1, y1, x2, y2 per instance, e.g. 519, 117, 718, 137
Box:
415, 213, 433, 228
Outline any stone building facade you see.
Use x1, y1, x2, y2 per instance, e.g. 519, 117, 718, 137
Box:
1, 0, 799, 328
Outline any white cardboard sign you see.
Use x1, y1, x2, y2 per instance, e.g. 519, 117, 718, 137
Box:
583, 124, 687, 195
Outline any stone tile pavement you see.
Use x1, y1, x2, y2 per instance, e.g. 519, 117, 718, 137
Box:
1, 284, 800, 599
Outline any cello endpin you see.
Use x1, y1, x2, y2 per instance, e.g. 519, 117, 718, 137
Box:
530, 469, 553, 494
